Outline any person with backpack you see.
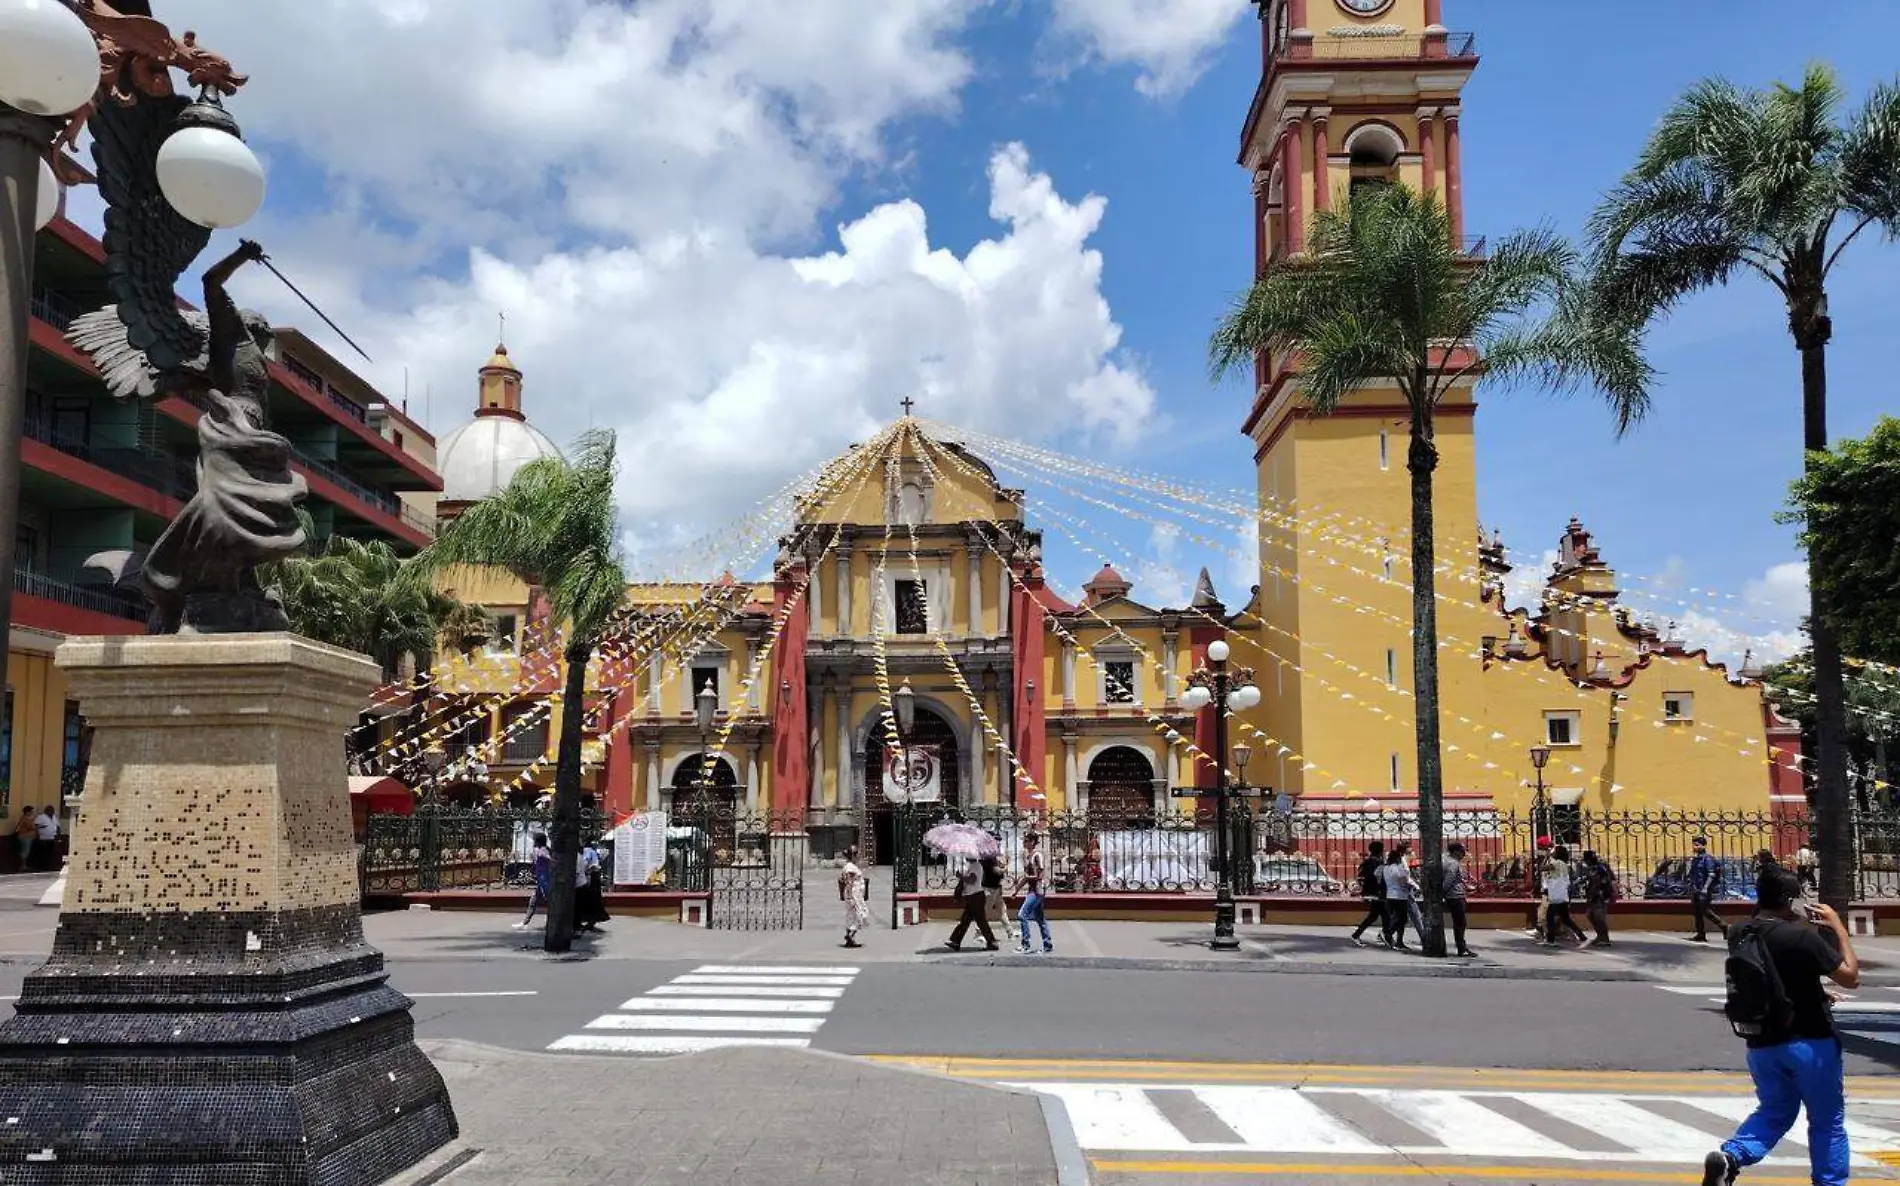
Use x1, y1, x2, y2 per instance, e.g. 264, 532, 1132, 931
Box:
1689, 835, 1729, 943
1581, 849, 1616, 948
1701, 865, 1860, 1186
1540, 845, 1588, 947
1348, 840, 1387, 948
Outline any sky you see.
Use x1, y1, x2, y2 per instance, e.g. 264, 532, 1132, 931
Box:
63, 0, 1900, 662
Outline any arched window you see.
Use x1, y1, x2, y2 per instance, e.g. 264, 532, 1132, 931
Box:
1344, 123, 1404, 203
1086, 746, 1157, 826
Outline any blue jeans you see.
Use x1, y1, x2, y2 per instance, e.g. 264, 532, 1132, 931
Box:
1722, 1037, 1849, 1186
1018, 892, 1051, 951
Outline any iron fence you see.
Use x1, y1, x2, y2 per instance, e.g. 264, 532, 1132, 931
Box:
891, 804, 1256, 895
360, 805, 611, 896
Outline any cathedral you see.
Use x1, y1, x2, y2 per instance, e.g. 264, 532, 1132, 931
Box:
402, 0, 1800, 858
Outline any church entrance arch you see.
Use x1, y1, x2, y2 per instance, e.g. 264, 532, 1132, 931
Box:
862, 702, 962, 866
1087, 745, 1158, 827
670, 754, 738, 863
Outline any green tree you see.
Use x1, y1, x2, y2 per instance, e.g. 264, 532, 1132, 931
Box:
1765, 652, 1900, 809
266, 535, 487, 679
1209, 185, 1649, 956
1586, 65, 1900, 909
410, 430, 629, 954
1786, 416, 1900, 665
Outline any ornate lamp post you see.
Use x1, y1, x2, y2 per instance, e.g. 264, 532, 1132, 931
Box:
1529, 743, 1552, 843
1179, 639, 1262, 951
695, 677, 719, 788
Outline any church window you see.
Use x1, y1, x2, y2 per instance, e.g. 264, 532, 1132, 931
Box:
1386, 648, 1397, 688
1105, 660, 1137, 704
690, 662, 722, 710
1379, 429, 1389, 470
895, 579, 929, 634
1389, 753, 1400, 791
492, 614, 518, 652
1663, 691, 1694, 722
1544, 710, 1580, 747
898, 482, 926, 527
1346, 123, 1403, 203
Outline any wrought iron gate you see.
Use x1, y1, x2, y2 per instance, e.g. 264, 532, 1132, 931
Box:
673, 804, 807, 931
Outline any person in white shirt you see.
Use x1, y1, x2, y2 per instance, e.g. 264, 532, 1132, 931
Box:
34, 808, 58, 844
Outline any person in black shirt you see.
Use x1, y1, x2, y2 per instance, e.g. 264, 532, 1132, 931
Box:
1701, 866, 1859, 1186
1348, 841, 1386, 948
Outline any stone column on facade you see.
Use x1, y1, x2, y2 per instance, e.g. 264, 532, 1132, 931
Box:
808, 684, 826, 809
1310, 109, 1331, 214
1162, 629, 1179, 709
807, 547, 824, 635
966, 533, 984, 637
1000, 562, 1013, 634
1282, 117, 1305, 254
1061, 642, 1077, 709
1063, 730, 1081, 813
645, 737, 663, 811
837, 684, 855, 808
836, 543, 854, 636
744, 634, 762, 714
746, 741, 761, 811
968, 701, 988, 806
1444, 108, 1464, 243
1418, 107, 1438, 196
646, 650, 663, 717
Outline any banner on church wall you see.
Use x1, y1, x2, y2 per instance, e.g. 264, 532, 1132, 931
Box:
882, 745, 942, 804
614, 811, 669, 886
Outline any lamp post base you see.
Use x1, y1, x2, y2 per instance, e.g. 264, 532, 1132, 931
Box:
1211, 889, 1241, 951
0, 636, 457, 1185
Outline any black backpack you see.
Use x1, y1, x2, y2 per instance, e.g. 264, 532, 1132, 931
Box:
1724, 920, 1795, 1042
1358, 857, 1384, 898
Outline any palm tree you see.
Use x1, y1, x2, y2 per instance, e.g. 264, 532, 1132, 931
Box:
267, 535, 486, 679
1586, 65, 1900, 911
410, 429, 629, 954
1210, 184, 1649, 956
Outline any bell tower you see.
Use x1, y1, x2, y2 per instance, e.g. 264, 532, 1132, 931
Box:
1236, 1, 1489, 802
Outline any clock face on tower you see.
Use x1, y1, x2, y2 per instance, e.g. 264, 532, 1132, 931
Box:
1335, 0, 1394, 15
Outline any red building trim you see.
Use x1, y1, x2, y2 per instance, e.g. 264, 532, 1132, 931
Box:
11, 594, 144, 637
22, 439, 180, 520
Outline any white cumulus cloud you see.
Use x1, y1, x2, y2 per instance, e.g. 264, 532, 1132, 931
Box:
1046, 0, 1249, 97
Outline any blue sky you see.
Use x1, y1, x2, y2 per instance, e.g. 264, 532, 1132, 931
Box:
118, 1, 1900, 657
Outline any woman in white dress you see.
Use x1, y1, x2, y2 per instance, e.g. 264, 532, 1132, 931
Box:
839, 846, 870, 949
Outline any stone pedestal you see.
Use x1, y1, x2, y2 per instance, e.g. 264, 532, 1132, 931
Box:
0, 635, 456, 1185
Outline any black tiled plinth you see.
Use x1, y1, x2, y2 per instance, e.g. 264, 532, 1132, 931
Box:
0, 906, 457, 1185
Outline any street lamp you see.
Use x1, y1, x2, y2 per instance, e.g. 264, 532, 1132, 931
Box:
1529, 743, 1551, 842
894, 677, 917, 736
0, 1, 101, 116
1179, 637, 1261, 951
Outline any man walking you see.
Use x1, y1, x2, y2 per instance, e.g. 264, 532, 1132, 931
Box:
1348, 840, 1386, 948
1443, 842, 1476, 957
13, 807, 35, 872
1700, 865, 1858, 1186
1582, 849, 1615, 947
32, 806, 58, 871
1690, 836, 1728, 943
945, 853, 999, 951
1015, 831, 1053, 954
1794, 844, 1818, 896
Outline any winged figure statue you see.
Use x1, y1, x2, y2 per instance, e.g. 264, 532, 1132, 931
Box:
65, 90, 305, 635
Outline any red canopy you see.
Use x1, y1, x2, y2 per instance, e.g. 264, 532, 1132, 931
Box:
348, 776, 413, 816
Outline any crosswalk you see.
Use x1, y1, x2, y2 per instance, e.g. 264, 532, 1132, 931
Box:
548, 964, 860, 1056
1655, 983, 1900, 1050
1011, 1081, 1900, 1166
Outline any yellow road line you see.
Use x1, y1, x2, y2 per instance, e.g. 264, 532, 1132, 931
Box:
1089, 1160, 1870, 1183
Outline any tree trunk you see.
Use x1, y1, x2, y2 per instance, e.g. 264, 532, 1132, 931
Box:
1408, 411, 1447, 958
1800, 331, 1856, 911
543, 638, 592, 954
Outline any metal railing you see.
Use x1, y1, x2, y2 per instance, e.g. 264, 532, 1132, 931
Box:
12, 566, 144, 622
30, 287, 80, 332
286, 444, 400, 517
399, 504, 438, 538
361, 805, 612, 896
24, 413, 196, 500
280, 356, 370, 424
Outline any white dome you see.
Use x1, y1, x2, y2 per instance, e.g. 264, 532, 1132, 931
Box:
437, 414, 563, 503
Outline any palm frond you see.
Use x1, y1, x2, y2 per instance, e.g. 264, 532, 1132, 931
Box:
1838, 78, 1900, 242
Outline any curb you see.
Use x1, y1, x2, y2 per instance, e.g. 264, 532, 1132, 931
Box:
1039, 1091, 1093, 1186
918, 951, 1655, 981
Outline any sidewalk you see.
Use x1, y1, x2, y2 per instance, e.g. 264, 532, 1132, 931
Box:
391, 1038, 1081, 1186
363, 906, 1900, 984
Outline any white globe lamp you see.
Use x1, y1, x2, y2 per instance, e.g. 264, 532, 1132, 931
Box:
34, 155, 59, 231
1236, 684, 1263, 710
1181, 686, 1213, 712
0, 0, 100, 117
156, 93, 265, 230
1206, 640, 1230, 662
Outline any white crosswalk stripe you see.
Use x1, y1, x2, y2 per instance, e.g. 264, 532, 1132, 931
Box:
1008, 1082, 1900, 1166
1653, 983, 1900, 1049
548, 964, 860, 1057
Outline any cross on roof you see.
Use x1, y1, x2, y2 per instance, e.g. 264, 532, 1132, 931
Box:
900, 395, 916, 417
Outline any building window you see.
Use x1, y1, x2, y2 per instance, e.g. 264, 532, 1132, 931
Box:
501, 702, 549, 763
491, 614, 519, 652
1379, 430, 1389, 471
1551, 802, 1583, 845
1386, 648, 1397, 688
13, 526, 37, 574
1544, 711, 1581, 747
1663, 691, 1694, 722
1382, 553, 1393, 581
691, 663, 722, 709
59, 701, 84, 806
895, 579, 929, 634
1105, 660, 1136, 704
1389, 753, 1400, 792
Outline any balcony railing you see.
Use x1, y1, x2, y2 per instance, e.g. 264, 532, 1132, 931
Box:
281, 356, 369, 424
23, 413, 196, 500
1275, 31, 1477, 61
400, 504, 438, 539
30, 287, 80, 332
13, 566, 145, 623
285, 444, 400, 518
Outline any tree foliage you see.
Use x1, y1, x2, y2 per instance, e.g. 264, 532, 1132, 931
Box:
1784, 415, 1900, 667
265, 535, 486, 678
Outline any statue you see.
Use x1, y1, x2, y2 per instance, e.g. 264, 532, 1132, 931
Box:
65, 87, 305, 634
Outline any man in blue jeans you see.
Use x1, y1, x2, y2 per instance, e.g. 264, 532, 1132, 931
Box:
1015, 831, 1052, 954
1702, 866, 1860, 1185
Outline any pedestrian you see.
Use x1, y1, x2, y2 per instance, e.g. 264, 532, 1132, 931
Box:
1526, 836, 1554, 938
982, 850, 1007, 932
575, 838, 609, 932
1015, 831, 1053, 954
517, 833, 553, 927
13, 807, 35, 872
1581, 849, 1616, 947
1380, 844, 1419, 951
1794, 844, 1818, 896
1541, 845, 1588, 947
1443, 842, 1476, 957
945, 853, 999, 951
838, 846, 870, 948
1689, 835, 1729, 943
1699, 865, 1859, 1186
32, 805, 58, 871
1348, 840, 1387, 948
